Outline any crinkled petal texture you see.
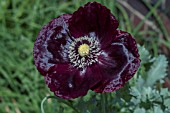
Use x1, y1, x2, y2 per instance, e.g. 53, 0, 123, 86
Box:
69, 2, 119, 49
91, 30, 140, 93
45, 64, 88, 99
33, 2, 140, 100
33, 14, 72, 76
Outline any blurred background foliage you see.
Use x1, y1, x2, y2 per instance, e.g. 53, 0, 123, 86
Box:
0, 0, 170, 113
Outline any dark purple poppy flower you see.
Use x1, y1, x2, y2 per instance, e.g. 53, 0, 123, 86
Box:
33, 2, 140, 99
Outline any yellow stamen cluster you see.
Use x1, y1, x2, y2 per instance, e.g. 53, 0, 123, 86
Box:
78, 44, 90, 57
68, 36, 100, 69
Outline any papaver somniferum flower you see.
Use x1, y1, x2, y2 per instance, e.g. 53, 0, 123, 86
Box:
33, 2, 140, 99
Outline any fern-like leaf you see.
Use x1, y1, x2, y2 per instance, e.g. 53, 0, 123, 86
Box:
146, 55, 168, 86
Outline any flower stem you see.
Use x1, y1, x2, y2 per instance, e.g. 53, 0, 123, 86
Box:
41, 96, 80, 113
101, 93, 106, 113
41, 96, 48, 113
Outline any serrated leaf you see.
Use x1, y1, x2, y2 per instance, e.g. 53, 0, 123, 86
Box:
146, 55, 168, 86
142, 87, 161, 102
153, 105, 164, 113
165, 108, 170, 113
134, 107, 146, 113
164, 99, 170, 108
131, 97, 141, 105
160, 88, 169, 97
137, 45, 151, 64
136, 76, 145, 90
130, 87, 141, 97
130, 87, 141, 105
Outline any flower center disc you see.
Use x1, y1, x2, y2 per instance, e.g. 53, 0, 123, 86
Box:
68, 36, 100, 69
78, 44, 90, 57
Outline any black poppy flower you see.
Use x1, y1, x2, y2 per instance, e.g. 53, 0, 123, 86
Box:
33, 2, 140, 99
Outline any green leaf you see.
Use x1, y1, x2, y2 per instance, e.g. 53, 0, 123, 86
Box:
153, 105, 164, 113
134, 107, 146, 113
130, 87, 141, 97
138, 45, 151, 64
130, 87, 141, 105
146, 55, 168, 86
164, 99, 170, 109
160, 88, 170, 98
136, 76, 145, 91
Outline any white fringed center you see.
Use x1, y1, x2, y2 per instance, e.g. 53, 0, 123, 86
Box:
68, 36, 100, 69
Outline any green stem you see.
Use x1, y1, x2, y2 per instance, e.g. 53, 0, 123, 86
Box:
101, 93, 106, 113
41, 96, 80, 113
41, 96, 48, 113
53, 99, 57, 113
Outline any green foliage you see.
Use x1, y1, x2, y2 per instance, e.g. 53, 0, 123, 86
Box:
137, 45, 151, 64
146, 55, 168, 86
128, 46, 170, 113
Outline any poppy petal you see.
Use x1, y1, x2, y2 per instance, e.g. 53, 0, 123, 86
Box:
113, 30, 140, 58
69, 2, 119, 49
45, 64, 90, 99
91, 31, 140, 92
33, 14, 72, 76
